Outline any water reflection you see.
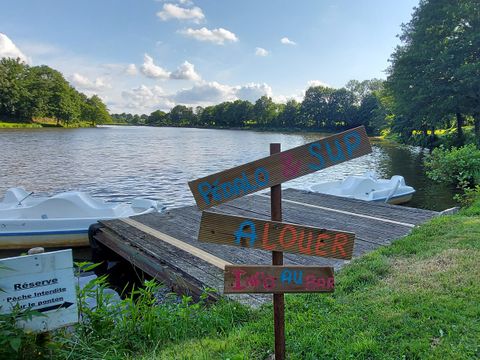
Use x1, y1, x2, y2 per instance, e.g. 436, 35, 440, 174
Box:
0, 126, 456, 210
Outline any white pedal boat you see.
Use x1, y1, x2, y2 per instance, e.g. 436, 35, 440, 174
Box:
310, 174, 415, 204
0, 188, 164, 249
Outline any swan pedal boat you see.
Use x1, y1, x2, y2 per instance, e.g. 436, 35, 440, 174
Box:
0, 188, 164, 250
310, 174, 415, 204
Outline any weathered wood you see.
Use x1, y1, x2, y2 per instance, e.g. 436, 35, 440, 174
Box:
224, 265, 334, 294
188, 126, 372, 209
92, 191, 439, 307
198, 211, 355, 260
281, 189, 437, 225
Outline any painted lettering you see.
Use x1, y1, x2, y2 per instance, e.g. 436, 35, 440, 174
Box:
315, 234, 330, 257
308, 143, 325, 170
298, 230, 313, 255
279, 224, 297, 249
280, 269, 292, 285
325, 139, 346, 163
262, 223, 276, 251
280, 152, 301, 179
234, 220, 257, 247
254, 167, 269, 187
344, 131, 361, 157
332, 233, 348, 257
232, 269, 247, 290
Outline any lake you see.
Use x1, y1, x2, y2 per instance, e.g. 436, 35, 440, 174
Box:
0, 125, 456, 211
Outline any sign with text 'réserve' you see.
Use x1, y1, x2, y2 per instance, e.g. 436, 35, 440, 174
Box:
0, 249, 78, 332
188, 126, 372, 209
224, 265, 334, 294
198, 212, 355, 260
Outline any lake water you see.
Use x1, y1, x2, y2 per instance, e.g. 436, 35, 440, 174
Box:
0, 125, 456, 211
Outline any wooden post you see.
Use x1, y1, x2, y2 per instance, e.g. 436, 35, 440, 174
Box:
270, 143, 285, 360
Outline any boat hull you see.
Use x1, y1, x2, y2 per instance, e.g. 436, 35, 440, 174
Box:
0, 230, 89, 249
373, 192, 414, 205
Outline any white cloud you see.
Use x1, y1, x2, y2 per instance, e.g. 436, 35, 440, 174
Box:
170, 60, 201, 81
125, 63, 138, 76
0, 33, 30, 63
70, 73, 111, 91
173, 81, 235, 104
307, 79, 331, 88
280, 37, 296, 45
121, 84, 174, 113
140, 54, 170, 79
172, 81, 273, 106
157, 3, 205, 23
255, 47, 269, 57
234, 83, 272, 102
179, 27, 238, 45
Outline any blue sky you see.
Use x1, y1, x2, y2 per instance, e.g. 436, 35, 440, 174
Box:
0, 0, 418, 114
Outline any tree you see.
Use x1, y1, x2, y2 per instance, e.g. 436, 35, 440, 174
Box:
387, 0, 480, 146
81, 95, 111, 126
0, 58, 32, 120
300, 86, 334, 128
147, 110, 167, 126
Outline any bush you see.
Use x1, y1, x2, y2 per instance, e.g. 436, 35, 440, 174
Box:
424, 144, 480, 187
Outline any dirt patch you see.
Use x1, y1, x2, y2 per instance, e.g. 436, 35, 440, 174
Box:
383, 248, 479, 292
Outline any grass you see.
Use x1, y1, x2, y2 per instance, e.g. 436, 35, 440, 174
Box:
3, 200, 480, 359
0, 121, 43, 128
0, 119, 96, 128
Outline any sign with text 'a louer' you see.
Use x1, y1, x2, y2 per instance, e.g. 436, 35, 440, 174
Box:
224, 265, 335, 294
188, 126, 372, 209
0, 249, 78, 332
198, 212, 355, 260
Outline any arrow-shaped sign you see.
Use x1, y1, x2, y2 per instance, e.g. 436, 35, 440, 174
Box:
37, 301, 74, 313
189, 126, 372, 209
198, 212, 355, 260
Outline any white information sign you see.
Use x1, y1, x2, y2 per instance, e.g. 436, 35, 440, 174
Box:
0, 249, 78, 332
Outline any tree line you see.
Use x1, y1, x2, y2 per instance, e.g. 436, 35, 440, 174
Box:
115, 0, 479, 148
0, 58, 111, 126
113, 78, 388, 135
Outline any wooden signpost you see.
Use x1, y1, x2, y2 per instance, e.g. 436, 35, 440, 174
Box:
224, 265, 335, 294
189, 126, 372, 360
188, 126, 372, 210
198, 211, 355, 260
0, 249, 78, 332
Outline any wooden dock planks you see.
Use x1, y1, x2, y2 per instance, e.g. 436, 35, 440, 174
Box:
91, 190, 439, 306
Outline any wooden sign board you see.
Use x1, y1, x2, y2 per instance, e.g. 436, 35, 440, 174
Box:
198, 212, 355, 260
188, 126, 372, 209
224, 265, 334, 294
0, 249, 78, 332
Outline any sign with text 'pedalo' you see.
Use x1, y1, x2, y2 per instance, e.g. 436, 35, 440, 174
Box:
0, 249, 78, 332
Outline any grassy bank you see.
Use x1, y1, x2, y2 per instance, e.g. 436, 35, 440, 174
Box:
3, 200, 479, 359
150, 202, 480, 359
0, 119, 96, 128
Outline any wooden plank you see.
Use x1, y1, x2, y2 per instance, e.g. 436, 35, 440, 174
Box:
120, 218, 231, 270
188, 126, 372, 209
282, 189, 438, 224
257, 194, 416, 228
198, 211, 355, 260
224, 265, 334, 294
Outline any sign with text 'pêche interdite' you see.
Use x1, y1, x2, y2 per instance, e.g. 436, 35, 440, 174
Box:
188, 126, 372, 209
0, 249, 78, 332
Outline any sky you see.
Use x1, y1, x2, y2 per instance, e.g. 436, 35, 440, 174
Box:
0, 0, 419, 114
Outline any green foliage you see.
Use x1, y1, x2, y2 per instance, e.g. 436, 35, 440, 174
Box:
115, 78, 389, 134
0, 307, 52, 360
425, 144, 480, 186
387, 0, 480, 147
0, 58, 110, 126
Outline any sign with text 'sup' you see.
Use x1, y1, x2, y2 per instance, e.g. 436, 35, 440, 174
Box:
224, 265, 335, 294
198, 211, 355, 260
188, 126, 372, 210
0, 249, 78, 332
